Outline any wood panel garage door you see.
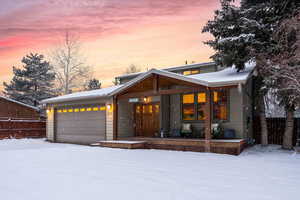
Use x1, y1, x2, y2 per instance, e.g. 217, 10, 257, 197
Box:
55, 105, 106, 144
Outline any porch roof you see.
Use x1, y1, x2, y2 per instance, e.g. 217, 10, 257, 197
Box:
110, 62, 255, 96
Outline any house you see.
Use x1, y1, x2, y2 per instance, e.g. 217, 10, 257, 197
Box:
42, 62, 255, 155
0, 96, 45, 139
0, 96, 40, 120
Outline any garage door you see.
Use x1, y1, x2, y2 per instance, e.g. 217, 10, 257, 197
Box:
55, 105, 106, 144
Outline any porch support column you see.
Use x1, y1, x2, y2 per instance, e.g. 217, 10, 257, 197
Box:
113, 96, 118, 140
153, 74, 159, 94
204, 88, 212, 152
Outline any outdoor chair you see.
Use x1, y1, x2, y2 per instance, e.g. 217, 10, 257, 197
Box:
181, 123, 193, 138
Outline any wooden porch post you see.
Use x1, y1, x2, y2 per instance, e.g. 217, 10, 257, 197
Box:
113, 96, 118, 140
204, 88, 212, 152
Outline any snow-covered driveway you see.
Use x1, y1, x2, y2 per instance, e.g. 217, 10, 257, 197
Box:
0, 139, 299, 200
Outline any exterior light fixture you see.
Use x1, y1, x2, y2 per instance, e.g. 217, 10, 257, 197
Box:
143, 97, 147, 102
46, 109, 50, 114
106, 104, 111, 110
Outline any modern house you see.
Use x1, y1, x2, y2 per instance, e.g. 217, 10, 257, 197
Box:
42, 62, 255, 155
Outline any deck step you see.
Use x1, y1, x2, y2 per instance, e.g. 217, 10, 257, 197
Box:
94, 140, 147, 149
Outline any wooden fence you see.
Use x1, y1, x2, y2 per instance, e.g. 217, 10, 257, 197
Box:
253, 117, 300, 145
0, 119, 46, 139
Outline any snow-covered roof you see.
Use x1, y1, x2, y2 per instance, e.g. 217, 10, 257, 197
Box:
189, 62, 255, 87
0, 96, 39, 111
42, 62, 255, 104
111, 62, 255, 95
115, 62, 216, 79
42, 85, 123, 104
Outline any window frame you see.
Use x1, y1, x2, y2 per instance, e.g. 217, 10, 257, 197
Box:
181, 89, 230, 123
212, 89, 230, 123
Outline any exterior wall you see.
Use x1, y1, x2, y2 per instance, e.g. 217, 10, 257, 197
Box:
0, 98, 40, 119
169, 87, 246, 139
106, 99, 114, 140
222, 88, 244, 138
117, 99, 135, 138
160, 95, 170, 132
46, 107, 55, 141
242, 78, 253, 139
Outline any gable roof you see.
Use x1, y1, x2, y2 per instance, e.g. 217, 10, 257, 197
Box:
42, 62, 255, 104
41, 85, 123, 104
111, 62, 255, 96
0, 96, 39, 111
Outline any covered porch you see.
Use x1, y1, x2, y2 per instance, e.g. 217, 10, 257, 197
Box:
108, 69, 251, 155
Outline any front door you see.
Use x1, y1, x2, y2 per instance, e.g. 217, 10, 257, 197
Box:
134, 103, 160, 137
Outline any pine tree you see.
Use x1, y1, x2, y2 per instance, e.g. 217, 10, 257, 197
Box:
86, 78, 101, 90
202, 0, 300, 146
3, 53, 56, 106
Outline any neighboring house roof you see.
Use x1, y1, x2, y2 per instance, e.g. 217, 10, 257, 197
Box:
0, 96, 39, 111
42, 62, 255, 104
42, 85, 123, 104
115, 61, 216, 79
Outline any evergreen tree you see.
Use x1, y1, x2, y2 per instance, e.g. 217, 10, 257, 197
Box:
3, 53, 56, 106
86, 78, 101, 90
202, 0, 300, 146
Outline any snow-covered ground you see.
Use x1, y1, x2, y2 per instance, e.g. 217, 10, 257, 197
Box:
0, 139, 299, 200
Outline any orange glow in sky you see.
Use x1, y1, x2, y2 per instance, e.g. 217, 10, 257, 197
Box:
0, 0, 220, 89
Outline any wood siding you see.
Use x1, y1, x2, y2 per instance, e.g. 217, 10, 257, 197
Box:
0, 98, 39, 119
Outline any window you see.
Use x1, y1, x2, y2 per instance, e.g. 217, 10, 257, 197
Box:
213, 90, 228, 120
183, 69, 200, 76
197, 93, 206, 120
182, 92, 207, 121
182, 94, 195, 120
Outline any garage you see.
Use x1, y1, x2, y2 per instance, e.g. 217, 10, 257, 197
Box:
55, 105, 106, 144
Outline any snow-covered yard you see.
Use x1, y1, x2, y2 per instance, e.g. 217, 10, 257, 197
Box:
0, 139, 299, 200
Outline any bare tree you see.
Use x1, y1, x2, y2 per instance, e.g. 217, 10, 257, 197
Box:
124, 64, 141, 74
51, 31, 92, 94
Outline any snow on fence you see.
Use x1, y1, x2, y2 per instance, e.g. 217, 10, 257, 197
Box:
253, 117, 300, 145
0, 119, 46, 139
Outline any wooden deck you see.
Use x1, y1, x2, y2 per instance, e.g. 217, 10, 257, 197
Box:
94, 137, 246, 155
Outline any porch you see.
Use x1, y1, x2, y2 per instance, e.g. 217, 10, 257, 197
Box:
109, 69, 251, 155
95, 137, 246, 155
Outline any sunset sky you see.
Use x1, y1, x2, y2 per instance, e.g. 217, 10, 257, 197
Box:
0, 0, 220, 88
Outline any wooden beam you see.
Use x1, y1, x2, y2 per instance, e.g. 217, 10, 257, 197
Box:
113, 96, 118, 140
153, 74, 158, 94
204, 89, 212, 152
118, 87, 206, 99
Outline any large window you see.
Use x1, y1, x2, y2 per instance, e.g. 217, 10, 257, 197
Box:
182, 92, 206, 121
213, 90, 228, 121
182, 90, 228, 121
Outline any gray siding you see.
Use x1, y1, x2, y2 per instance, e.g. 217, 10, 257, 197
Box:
222, 88, 244, 138
46, 107, 55, 141
117, 99, 134, 138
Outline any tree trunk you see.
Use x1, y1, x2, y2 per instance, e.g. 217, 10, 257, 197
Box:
260, 95, 268, 146
282, 110, 294, 150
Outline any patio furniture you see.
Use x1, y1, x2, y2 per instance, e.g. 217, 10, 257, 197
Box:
181, 123, 193, 138
224, 129, 236, 139
170, 129, 181, 137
